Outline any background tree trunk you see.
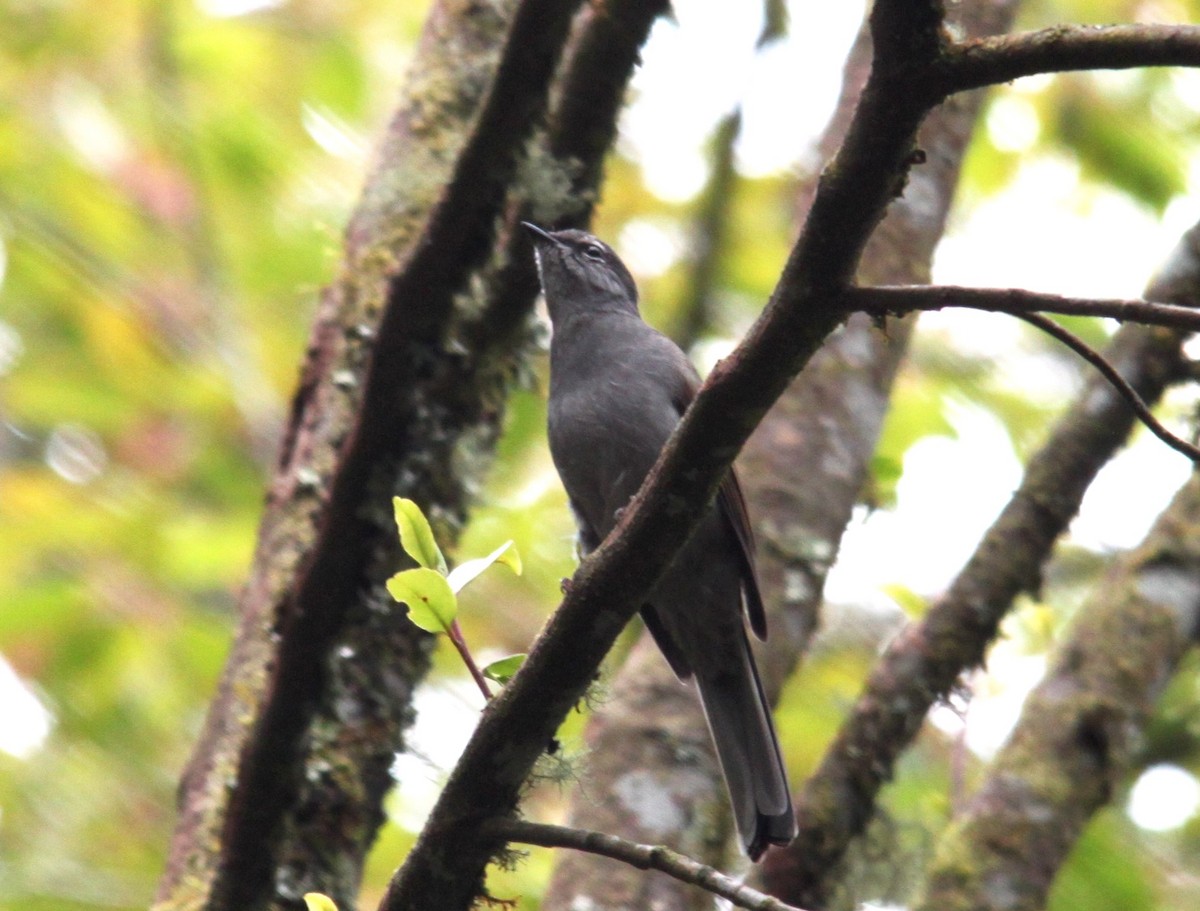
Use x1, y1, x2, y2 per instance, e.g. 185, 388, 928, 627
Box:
154, 3, 666, 908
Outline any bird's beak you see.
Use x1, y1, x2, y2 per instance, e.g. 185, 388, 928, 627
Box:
521, 221, 559, 245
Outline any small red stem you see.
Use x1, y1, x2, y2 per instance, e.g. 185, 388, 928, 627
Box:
448, 619, 494, 701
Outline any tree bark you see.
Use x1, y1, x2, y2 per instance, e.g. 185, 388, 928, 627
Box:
153, 0, 671, 907
916, 418, 1200, 909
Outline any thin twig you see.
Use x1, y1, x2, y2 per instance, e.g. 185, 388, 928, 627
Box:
483, 819, 807, 911
1015, 312, 1200, 462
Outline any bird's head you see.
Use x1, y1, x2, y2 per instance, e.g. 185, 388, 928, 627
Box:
522, 223, 639, 323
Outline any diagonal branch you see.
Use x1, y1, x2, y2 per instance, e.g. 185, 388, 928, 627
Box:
379, 2, 954, 909
937, 23, 1200, 95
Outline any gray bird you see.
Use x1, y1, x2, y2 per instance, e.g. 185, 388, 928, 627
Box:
523, 222, 796, 861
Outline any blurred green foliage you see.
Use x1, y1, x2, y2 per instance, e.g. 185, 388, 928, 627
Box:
0, 1, 420, 907
3, 1, 1200, 910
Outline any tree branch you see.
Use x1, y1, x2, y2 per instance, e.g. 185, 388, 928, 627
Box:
849, 283, 1200, 461
470, 0, 670, 342
937, 23, 1200, 95
846, 284, 1200, 332
487, 820, 806, 911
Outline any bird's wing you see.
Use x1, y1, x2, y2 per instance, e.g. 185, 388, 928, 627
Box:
718, 469, 767, 639
669, 349, 767, 640
640, 604, 693, 679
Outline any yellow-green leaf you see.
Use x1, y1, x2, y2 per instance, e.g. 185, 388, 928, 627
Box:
883, 583, 927, 620
303, 894, 339, 911
483, 653, 526, 685
446, 540, 522, 594
387, 567, 457, 633
393, 497, 447, 574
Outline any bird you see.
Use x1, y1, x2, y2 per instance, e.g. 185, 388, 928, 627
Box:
523, 221, 796, 861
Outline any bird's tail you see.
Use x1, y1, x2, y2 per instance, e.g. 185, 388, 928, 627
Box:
694, 633, 796, 860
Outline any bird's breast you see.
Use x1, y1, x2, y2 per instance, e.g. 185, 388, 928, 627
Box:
548, 377, 676, 540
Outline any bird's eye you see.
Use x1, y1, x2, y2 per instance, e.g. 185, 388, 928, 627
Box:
582, 244, 604, 260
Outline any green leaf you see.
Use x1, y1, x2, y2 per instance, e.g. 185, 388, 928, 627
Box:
883, 583, 927, 620
386, 567, 457, 633
303, 894, 339, 911
482, 654, 527, 685
446, 540, 522, 594
393, 497, 447, 574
